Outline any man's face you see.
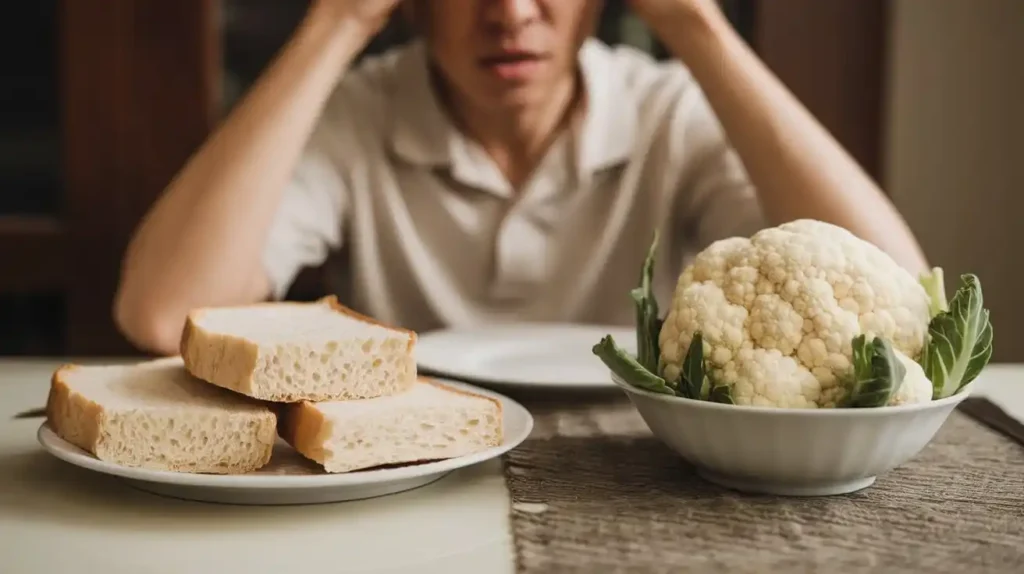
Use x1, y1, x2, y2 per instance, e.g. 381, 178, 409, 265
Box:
404, 0, 601, 111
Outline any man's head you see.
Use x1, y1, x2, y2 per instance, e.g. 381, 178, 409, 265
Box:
401, 0, 601, 113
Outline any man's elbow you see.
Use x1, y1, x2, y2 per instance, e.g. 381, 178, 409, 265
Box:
113, 291, 185, 356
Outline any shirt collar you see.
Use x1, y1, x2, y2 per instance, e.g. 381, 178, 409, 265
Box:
575, 38, 638, 173
387, 40, 456, 167
387, 38, 637, 182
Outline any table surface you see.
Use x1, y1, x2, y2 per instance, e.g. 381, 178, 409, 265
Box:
2, 359, 1022, 574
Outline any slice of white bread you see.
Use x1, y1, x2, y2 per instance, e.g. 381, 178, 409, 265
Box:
180, 295, 417, 403
45, 357, 278, 474
278, 378, 504, 473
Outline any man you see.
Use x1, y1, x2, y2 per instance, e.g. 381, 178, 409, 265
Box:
114, 0, 928, 355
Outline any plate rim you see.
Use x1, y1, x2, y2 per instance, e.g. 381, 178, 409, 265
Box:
415, 322, 635, 388
37, 379, 534, 489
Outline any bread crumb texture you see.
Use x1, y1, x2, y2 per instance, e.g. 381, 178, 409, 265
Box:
283, 380, 504, 473
182, 298, 417, 402
48, 357, 277, 474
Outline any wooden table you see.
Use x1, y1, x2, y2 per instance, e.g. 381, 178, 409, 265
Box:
1, 359, 1021, 573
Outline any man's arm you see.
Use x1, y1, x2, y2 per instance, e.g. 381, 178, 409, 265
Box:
631, 0, 929, 274
114, 1, 397, 355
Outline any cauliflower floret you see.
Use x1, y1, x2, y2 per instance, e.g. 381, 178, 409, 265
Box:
659, 219, 932, 408
888, 348, 933, 406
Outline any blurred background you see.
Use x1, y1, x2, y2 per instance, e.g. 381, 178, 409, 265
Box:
0, 0, 1021, 360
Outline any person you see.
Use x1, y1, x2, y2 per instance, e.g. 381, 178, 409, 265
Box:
113, 0, 929, 356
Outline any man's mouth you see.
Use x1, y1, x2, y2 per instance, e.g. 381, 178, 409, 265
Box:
479, 51, 548, 81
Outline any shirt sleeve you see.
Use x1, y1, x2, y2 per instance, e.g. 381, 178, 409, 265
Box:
670, 83, 767, 249
262, 117, 348, 301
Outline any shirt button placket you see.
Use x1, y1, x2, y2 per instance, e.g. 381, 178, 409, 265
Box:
490, 210, 547, 302
488, 139, 569, 303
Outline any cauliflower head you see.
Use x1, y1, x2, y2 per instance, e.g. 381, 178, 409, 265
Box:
658, 219, 932, 408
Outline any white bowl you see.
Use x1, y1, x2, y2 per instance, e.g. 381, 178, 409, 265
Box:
610, 372, 976, 496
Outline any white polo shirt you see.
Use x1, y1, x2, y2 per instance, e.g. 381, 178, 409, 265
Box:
263, 38, 766, 332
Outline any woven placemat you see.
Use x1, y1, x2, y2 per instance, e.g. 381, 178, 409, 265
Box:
503, 396, 1024, 573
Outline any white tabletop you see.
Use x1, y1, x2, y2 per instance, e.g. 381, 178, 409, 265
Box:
2, 359, 1021, 574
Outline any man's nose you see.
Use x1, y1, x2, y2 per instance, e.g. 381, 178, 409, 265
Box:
483, 0, 541, 31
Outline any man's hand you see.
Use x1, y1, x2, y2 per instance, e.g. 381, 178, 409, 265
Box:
626, 0, 719, 21
308, 0, 403, 39
625, 0, 732, 61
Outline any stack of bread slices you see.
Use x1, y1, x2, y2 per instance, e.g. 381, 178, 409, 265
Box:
45, 296, 503, 475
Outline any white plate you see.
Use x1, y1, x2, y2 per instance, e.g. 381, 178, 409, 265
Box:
416, 323, 636, 389
37, 380, 533, 506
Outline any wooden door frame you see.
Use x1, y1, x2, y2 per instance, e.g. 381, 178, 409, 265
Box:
751, 0, 889, 183
61, 0, 221, 356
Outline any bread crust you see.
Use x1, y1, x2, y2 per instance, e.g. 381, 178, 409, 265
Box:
277, 402, 330, 466
180, 312, 260, 396
46, 364, 104, 454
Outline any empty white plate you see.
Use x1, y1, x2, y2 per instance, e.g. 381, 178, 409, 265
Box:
37, 380, 533, 506
416, 323, 636, 390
